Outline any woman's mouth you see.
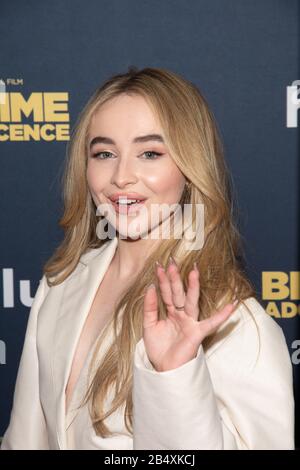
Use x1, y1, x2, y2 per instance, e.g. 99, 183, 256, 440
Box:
109, 198, 147, 215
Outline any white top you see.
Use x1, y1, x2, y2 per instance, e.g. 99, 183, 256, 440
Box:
65, 332, 133, 450
65, 338, 96, 450
1, 237, 295, 449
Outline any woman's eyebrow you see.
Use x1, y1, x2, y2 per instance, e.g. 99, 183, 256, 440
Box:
89, 134, 165, 149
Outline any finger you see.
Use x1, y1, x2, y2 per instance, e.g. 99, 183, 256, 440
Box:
184, 264, 200, 319
166, 260, 186, 311
199, 303, 236, 338
143, 284, 158, 329
155, 263, 174, 310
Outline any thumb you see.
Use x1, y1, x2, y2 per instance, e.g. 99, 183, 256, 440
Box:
199, 303, 236, 337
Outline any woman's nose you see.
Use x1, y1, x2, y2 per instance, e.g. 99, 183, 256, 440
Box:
111, 158, 138, 187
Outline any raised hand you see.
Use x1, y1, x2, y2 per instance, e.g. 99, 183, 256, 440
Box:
142, 256, 238, 372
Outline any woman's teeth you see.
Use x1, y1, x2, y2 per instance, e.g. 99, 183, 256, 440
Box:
117, 199, 141, 205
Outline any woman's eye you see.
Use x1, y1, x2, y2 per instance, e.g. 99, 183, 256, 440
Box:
91, 150, 163, 160
141, 151, 163, 160
92, 151, 114, 159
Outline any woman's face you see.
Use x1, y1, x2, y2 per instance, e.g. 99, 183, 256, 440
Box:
86, 93, 186, 240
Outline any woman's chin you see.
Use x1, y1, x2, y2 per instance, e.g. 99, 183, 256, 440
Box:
115, 226, 149, 240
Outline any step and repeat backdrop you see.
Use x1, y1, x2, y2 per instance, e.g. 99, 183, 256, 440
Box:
0, 0, 299, 447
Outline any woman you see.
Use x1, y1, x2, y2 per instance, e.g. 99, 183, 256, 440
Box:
1, 67, 294, 450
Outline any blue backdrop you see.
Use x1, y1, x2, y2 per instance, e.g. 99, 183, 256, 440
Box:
0, 0, 299, 447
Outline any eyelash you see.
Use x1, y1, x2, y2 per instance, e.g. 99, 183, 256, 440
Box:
91, 150, 163, 160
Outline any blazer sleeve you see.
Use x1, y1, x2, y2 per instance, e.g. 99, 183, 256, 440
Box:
132, 298, 295, 450
1, 275, 50, 450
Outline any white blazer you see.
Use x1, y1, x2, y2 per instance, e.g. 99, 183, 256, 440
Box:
1, 236, 295, 450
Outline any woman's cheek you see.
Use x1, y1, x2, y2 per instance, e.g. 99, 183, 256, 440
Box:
146, 162, 185, 197
87, 165, 103, 194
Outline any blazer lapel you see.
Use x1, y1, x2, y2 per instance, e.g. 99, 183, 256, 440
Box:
52, 235, 118, 449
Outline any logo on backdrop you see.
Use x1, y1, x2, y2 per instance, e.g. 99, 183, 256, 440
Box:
1, 267, 37, 366
286, 79, 300, 128
262, 271, 300, 318
0, 78, 70, 141
1, 268, 35, 308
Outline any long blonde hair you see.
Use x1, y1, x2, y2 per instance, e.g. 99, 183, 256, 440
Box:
44, 66, 257, 437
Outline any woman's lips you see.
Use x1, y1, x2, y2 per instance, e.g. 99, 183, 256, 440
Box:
110, 199, 147, 215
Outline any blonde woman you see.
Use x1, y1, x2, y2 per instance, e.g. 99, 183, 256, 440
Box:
1, 67, 294, 450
